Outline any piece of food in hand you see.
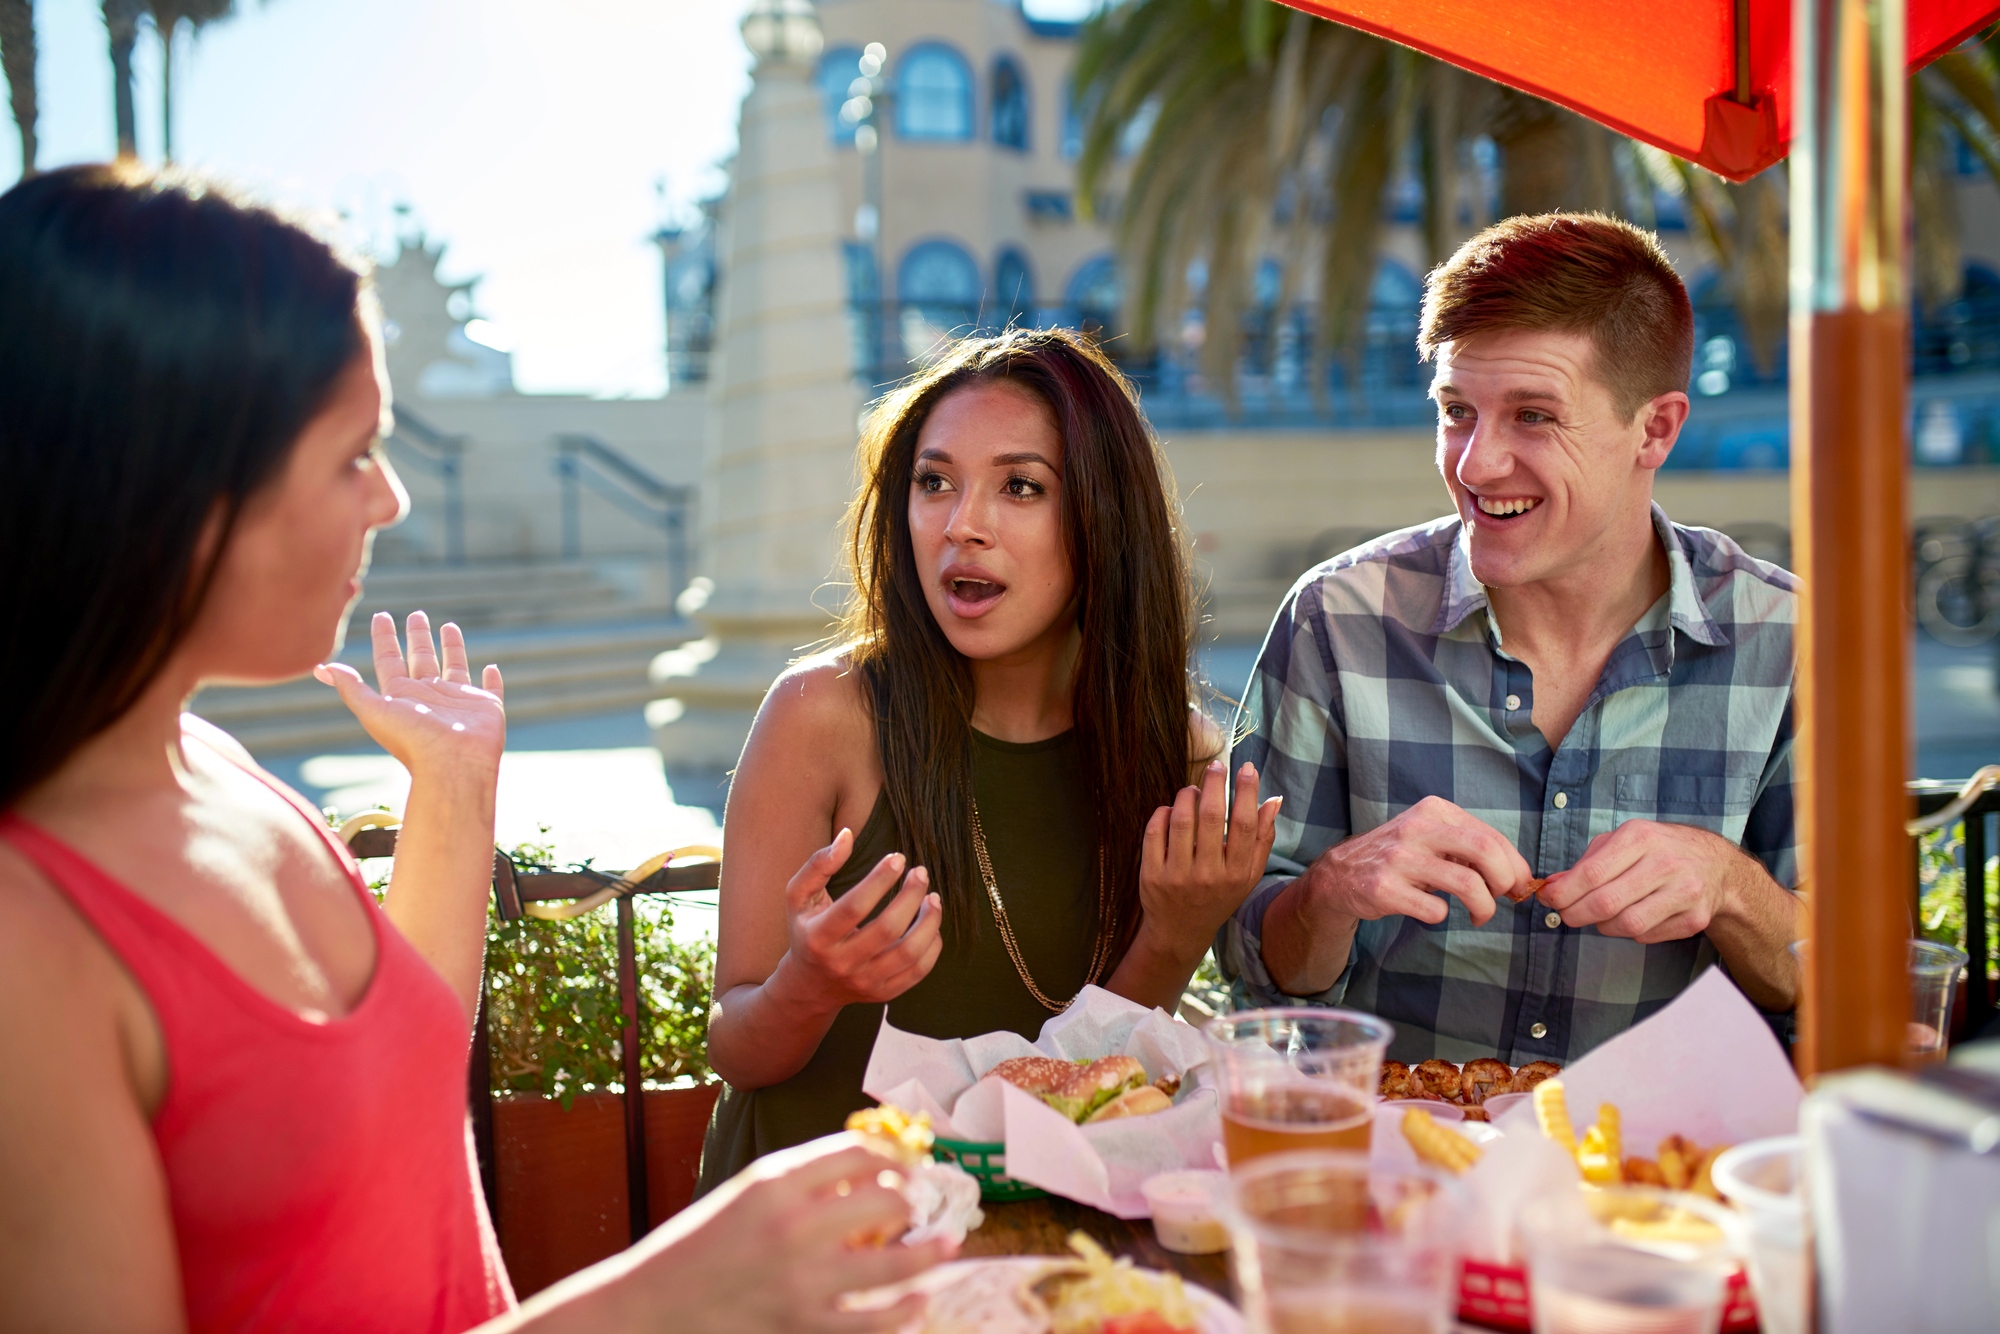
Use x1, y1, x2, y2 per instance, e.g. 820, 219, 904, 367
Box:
1511, 1060, 1563, 1094
1034, 1233, 1199, 1334
1534, 1079, 1577, 1157
990, 1055, 1149, 1124
846, 1104, 935, 1166
1507, 875, 1550, 903
1402, 1108, 1483, 1175
1085, 1084, 1174, 1123
1459, 1058, 1513, 1106
1379, 1060, 1413, 1099
1412, 1058, 1463, 1101
1151, 1074, 1182, 1100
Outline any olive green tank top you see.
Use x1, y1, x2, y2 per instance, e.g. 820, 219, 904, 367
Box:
696, 728, 1103, 1193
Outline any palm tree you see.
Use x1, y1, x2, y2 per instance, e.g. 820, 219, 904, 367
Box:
0, 0, 34, 180
151, 0, 238, 161
1075, 0, 2000, 386
105, 0, 144, 159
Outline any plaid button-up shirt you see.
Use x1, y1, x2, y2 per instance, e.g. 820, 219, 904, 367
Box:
1216, 505, 1798, 1065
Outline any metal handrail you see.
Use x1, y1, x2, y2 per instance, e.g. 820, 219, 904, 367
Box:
385, 406, 467, 565
554, 433, 694, 601
1911, 777, 1999, 1040
344, 822, 720, 1243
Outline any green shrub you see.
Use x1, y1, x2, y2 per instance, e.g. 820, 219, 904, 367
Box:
1918, 822, 2000, 983
482, 835, 714, 1106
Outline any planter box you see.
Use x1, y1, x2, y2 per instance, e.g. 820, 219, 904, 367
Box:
492, 1082, 721, 1298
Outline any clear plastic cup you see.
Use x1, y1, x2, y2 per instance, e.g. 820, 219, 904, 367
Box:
1518, 1187, 1738, 1334
1142, 1169, 1230, 1254
1789, 938, 1971, 1061
1482, 1090, 1532, 1121
1908, 940, 1970, 1063
1377, 1098, 1465, 1121
1224, 1149, 1460, 1334
1710, 1137, 1805, 1334
1206, 1009, 1393, 1167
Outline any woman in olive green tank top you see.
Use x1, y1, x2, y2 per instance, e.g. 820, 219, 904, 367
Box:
696, 329, 1282, 1192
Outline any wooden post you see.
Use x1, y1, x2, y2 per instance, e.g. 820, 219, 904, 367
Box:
1791, 0, 1913, 1078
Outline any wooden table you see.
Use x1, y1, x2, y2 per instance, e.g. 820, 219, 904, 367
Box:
958, 1195, 1232, 1299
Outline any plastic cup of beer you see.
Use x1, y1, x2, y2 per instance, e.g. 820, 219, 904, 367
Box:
1518, 1187, 1738, 1334
1908, 939, 1969, 1063
1205, 1009, 1392, 1167
1223, 1149, 1459, 1334
1789, 939, 1969, 1063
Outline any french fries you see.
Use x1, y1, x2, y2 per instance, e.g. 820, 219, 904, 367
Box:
1529, 1083, 1727, 1199
1401, 1108, 1483, 1175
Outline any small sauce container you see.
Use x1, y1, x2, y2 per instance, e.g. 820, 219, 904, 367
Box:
1379, 1097, 1466, 1120
1141, 1170, 1229, 1254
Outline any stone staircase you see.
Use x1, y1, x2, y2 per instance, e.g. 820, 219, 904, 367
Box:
192, 561, 695, 756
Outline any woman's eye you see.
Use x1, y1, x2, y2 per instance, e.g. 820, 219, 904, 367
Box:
914, 470, 948, 493
1003, 475, 1044, 497
355, 440, 385, 471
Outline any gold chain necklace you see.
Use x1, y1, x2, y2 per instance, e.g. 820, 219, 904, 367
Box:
970, 798, 1115, 1012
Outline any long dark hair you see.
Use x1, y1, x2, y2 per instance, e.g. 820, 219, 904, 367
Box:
840, 327, 1194, 954
0, 163, 367, 810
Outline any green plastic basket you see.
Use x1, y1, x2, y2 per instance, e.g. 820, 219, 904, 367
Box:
932, 1136, 1047, 1202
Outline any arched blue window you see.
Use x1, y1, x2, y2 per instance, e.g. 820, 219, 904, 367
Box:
1066, 255, 1120, 334
1060, 77, 1086, 160
898, 44, 974, 141
817, 47, 863, 145
899, 239, 981, 317
991, 56, 1029, 150
995, 248, 1035, 326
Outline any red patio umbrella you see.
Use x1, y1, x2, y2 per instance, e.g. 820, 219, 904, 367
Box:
1277, 0, 2000, 1078
1279, 0, 1998, 180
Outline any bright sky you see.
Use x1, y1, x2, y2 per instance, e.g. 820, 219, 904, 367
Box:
8, 0, 1097, 397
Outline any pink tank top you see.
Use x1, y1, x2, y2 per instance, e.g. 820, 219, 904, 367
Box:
0, 748, 514, 1332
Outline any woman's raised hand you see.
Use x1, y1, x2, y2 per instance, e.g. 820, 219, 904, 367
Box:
1138, 760, 1282, 953
778, 830, 944, 1009
314, 611, 506, 780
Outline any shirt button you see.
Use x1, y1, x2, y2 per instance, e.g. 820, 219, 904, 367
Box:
1530, 1022, 1548, 1039
1553, 791, 1569, 809
1545, 911, 1562, 928
1505, 693, 1521, 710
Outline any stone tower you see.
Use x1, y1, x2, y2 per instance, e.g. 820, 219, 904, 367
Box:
650, 0, 862, 771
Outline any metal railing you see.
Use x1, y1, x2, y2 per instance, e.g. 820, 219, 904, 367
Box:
850, 297, 2000, 457
344, 822, 721, 1243
385, 406, 467, 565
1912, 778, 1999, 1039
554, 434, 695, 602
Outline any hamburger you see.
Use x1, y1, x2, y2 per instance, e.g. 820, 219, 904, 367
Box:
987, 1055, 1176, 1125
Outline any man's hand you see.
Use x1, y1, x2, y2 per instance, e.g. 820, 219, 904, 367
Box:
1259, 797, 1531, 995
1537, 819, 1803, 1009
1308, 795, 1531, 927
1538, 820, 1751, 942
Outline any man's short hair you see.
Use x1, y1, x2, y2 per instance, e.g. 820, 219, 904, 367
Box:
1418, 212, 1694, 421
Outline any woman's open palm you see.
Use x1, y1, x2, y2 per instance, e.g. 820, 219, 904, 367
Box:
315, 611, 505, 778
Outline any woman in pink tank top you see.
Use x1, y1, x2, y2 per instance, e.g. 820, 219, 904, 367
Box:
0, 165, 943, 1332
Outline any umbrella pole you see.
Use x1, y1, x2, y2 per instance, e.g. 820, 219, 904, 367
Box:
1791, 0, 1913, 1078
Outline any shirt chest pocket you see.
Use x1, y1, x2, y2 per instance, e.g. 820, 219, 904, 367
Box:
1614, 770, 1761, 818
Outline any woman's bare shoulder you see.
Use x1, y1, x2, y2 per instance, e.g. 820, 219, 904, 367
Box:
752, 649, 875, 750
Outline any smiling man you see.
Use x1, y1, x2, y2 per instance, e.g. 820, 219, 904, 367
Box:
1216, 213, 1802, 1063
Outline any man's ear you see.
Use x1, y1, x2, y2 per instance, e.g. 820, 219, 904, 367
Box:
1635, 391, 1691, 470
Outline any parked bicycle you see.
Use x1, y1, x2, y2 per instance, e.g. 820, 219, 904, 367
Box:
1916, 516, 2000, 647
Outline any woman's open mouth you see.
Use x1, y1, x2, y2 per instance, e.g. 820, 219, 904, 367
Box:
944, 573, 1008, 617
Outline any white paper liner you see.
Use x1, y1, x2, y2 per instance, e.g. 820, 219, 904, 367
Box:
862, 985, 1220, 1218
1446, 966, 1804, 1263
